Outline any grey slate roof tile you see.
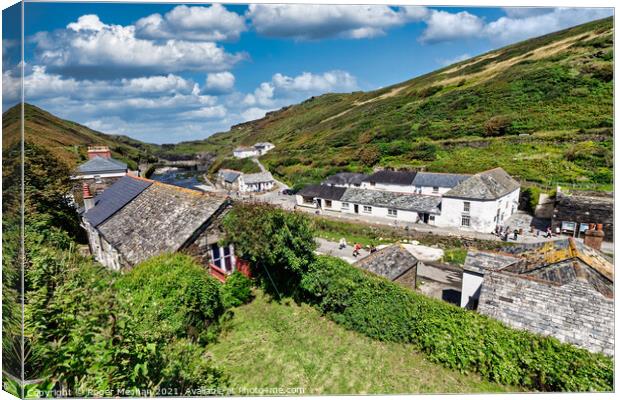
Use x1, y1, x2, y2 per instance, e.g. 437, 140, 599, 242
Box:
444, 168, 519, 200
96, 182, 229, 266
243, 171, 274, 184
298, 184, 347, 200
340, 188, 442, 214
363, 170, 417, 185
412, 172, 470, 188
354, 245, 418, 281
323, 172, 369, 186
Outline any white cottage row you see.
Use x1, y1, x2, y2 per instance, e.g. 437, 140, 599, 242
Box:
296, 168, 520, 233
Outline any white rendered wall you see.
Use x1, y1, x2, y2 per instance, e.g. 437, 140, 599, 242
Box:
460, 271, 484, 308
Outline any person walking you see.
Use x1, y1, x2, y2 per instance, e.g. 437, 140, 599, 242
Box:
338, 238, 347, 250
352, 243, 362, 257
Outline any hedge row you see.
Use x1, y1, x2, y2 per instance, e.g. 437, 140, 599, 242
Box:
300, 255, 613, 392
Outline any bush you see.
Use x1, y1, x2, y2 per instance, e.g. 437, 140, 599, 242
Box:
300, 256, 613, 392
484, 116, 513, 137
222, 203, 317, 297
221, 272, 254, 308
116, 253, 225, 343
358, 146, 380, 167
410, 141, 438, 161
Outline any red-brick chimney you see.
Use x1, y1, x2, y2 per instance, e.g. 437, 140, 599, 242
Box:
87, 146, 112, 159
83, 183, 95, 211
584, 223, 604, 251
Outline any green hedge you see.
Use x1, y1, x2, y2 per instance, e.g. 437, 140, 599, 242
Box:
300, 256, 613, 392
221, 271, 254, 308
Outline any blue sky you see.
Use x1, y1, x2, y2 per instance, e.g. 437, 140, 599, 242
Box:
2, 3, 613, 144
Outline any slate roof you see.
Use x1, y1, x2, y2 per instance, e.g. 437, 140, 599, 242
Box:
243, 171, 274, 184
84, 176, 152, 227
363, 170, 417, 186
340, 188, 442, 214
412, 172, 470, 188
323, 172, 368, 186
234, 146, 256, 152
354, 245, 418, 281
444, 168, 519, 200
254, 142, 274, 148
465, 238, 613, 296
97, 181, 230, 266
463, 250, 520, 274
77, 156, 127, 174
298, 184, 347, 201
219, 169, 241, 183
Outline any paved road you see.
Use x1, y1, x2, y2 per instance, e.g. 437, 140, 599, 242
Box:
252, 157, 290, 190
315, 237, 370, 263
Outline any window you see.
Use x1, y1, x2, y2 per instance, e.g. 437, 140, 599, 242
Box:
303, 196, 314, 204
363, 205, 372, 213
325, 200, 332, 208
210, 244, 222, 268
223, 245, 233, 272
94, 175, 102, 184
211, 244, 234, 272
388, 208, 397, 217
461, 215, 471, 227
370, 182, 376, 186
429, 215, 435, 221
341, 202, 349, 210
463, 201, 470, 213
432, 186, 439, 193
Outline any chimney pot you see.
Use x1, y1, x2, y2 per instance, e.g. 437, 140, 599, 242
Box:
584, 227, 604, 251
82, 183, 95, 211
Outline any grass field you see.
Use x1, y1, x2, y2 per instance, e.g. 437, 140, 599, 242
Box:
207, 291, 518, 395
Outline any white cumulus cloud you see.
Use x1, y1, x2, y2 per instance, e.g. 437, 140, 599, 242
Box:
33, 14, 247, 79
135, 4, 247, 42
247, 4, 428, 40
420, 10, 485, 43
205, 71, 236, 93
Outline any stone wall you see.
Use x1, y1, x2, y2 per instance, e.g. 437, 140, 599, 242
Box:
394, 264, 417, 291
478, 271, 614, 356
552, 190, 613, 241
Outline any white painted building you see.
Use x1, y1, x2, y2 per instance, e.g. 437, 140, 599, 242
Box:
239, 171, 275, 193
233, 146, 259, 159
254, 142, 275, 155
296, 167, 521, 233
434, 168, 520, 233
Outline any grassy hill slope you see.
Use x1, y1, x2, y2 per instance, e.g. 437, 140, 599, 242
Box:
174, 17, 613, 190
208, 290, 516, 394
2, 103, 158, 170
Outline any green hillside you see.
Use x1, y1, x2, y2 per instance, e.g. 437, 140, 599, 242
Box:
2, 103, 158, 170
173, 17, 613, 191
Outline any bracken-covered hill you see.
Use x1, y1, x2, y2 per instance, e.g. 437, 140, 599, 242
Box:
174, 17, 613, 190
2, 103, 157, 169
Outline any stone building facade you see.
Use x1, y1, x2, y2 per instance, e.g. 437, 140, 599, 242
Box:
461, 239, 614, 356
551, 188, 613, 242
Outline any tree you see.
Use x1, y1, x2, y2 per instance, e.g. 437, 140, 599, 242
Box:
358, 146, 380, 167
222, 203, 316, 296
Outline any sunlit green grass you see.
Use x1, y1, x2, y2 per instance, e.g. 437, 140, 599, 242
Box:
207, 291, 520, 395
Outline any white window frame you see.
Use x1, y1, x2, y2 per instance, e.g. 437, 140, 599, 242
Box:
461, 215, 471, 227
463, 201, 470, 213
363, 205, 372, 214
387, 208, 398, 217
341, 202, 349, 210
324, 199, 333, 208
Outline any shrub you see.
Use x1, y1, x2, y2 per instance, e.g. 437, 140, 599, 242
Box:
410, 141, 438, 161
300, 255, 613, 392
358, 146, 380, 167
484, 116, 513, 137
221, 272, 254, 308
222, 203, 317, 296
116, 253, 225, 343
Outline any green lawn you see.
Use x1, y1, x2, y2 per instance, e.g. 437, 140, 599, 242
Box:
207, 291, 519, 395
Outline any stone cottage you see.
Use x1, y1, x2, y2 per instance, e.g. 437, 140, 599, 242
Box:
353, 245, 419, 290
81, 175, 247, 281
461, 238, 614, 356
